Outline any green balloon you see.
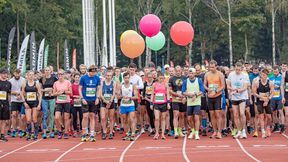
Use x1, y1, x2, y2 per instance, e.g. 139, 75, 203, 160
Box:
145, 31, 165, 51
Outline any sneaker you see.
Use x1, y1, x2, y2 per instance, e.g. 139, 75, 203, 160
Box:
216, 132, 222, 139
50, 132, 55, 138
42, 134, 47, 139
64, 133, 69, 139
168, 130, 174, 137
161, 135, 166, 140
58, 132, 63, 139
208, 126, 213, 133
266, 127, 271, 137
33, 136, 38, 141
210, 132, 217, 139
7, 130, 11, 136
130, 135, 135, 141
109, 133, 113, 139
231, 128, 237, 136
241, 131, 247, 139
164, 129, 169, 135
202, 129, 207, 136
122, 134, 129, 141
0, 136, 8, 142
120, 128, 124, 134
141, 128, 145, 134
233, 131, 242, 139
90, 136, 96, 142
221, 129, 228, 137
188, 131, 194, 139
253, 131, 258, 137
178, 129, 185, 137
81, 135, 87, 142
11, 130, 17, 138
68, 130, 73, 136
280, 125, 285, 133
116, 125, 121, 131
149, 130, 155, 136
144, 125, 149, 132
102, 133, 107, 140
20, 132, 27, 138
272, 124, 280, 133
26, 134, 31, 141
195, 133, 200, 140
262, 132, 267, 139
174, 131, 179, 139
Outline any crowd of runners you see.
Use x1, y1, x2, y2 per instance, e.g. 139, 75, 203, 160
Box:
0, 60, 287, 142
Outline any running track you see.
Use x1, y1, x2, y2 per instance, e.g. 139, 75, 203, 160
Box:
0, 133, 287, 162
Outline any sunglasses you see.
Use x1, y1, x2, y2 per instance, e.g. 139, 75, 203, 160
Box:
58, 73, 64, 75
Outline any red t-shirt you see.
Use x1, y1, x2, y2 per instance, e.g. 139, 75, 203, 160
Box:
71, 83, 80, 105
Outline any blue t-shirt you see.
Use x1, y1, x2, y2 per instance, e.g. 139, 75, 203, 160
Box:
269, 74, 282, 100
249, 73, 259, 85
80, 74, 101, 101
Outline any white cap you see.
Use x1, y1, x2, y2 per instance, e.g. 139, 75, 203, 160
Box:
189, 68, 196, 73
164, 64, 170, 69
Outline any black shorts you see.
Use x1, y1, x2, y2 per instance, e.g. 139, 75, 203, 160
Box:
256, 101, 272, 114
187, 105, 201, 116
26, 101, 39, 108
231, 100, 246, 106
245, 99, 251, 107
56, 103, 70, 113
140, 99, 146, 106
100, 101, 115, 109
82, 100, 97, 113
270, 100, 283, 111
11, 102, 23, 112
284, 93, 288, 106
201, 97, 207, 111
154, 104, 167, 113
228, 100, 232, 109
0, 104, 10, 120
207, 95, 222, 111
134, 100, 138, 111
172, 102, 187, 112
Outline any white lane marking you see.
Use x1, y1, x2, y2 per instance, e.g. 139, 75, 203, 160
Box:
26, 149, 60, 152
196, 145, 230, 148
0, 139, 42, 159
235, 139, 261, 162
253, 144, 286, 147
144, 146, 172, 150
281, 133, 288, 139
182, 135, 190, 162
119, 134, 141, 162
54, 142, 83, 162
83, 147, 116, 151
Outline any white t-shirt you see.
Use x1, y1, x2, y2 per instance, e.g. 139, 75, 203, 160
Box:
9, 77, 25, 102
227, 71, 249, 101
128, 74, 144, 90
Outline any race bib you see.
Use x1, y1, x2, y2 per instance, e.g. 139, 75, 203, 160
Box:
273, 90, 280, 98
122, 98, 132, 104
175, 91, 182, 100
44, 88, 52, 97
104, 94, 112, 101
58, 95, 68, 102
146, 86, 153, 95
74, 99, 82, 107
86, 87, 96, 97
259, 92, 268, 101
26, 92, 37, 101
209, 84, 218, 92
234, 82, 242, 89
0, 91, 7, 100
155, 93, 165, 103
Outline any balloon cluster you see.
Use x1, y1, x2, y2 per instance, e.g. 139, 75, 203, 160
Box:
120, 14, 194, 59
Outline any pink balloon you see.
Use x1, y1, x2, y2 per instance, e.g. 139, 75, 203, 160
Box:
170, 21, 194, 46
139, 14, 161, 37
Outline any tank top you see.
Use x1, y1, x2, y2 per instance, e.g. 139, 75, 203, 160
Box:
207, 72, 222, 98
257, 79, 270, 102
120, 83, 134, 107
186, 78, 201, 106
25, 81, 38, 102
102, 81, 114, 101
153, 82, 167, 104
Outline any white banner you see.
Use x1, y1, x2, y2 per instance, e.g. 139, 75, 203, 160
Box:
17, 34, 30, 72
37, 38, 45, 71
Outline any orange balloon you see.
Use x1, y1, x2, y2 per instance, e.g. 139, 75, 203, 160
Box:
120, 32, 145, 59
120, 30, 137, 42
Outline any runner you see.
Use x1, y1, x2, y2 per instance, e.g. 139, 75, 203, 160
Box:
21, 70, 42, 140
79, 64, 87, 76
204, 60, 225, 139
143, 72, 155, 135
9, 69, 25, 138
252, 69, 274, 138
119, 72, 138, 141
182, 68, 205, 140
150, 72, 170, 140
269, 66, 285, 133
79, 65, 101, 142
0, 69, 11, 142
227, 62, 249, 139
99, 71, 116, 140
169, 66, 186, 139
282, 63, 288, 133
40, 67, 58, 139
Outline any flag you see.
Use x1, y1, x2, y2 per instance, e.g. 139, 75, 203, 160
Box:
6, 27, 16, 72
44, 45, 49, 68
64, 39, 69, 70
37, 38, 45, 71
185, 60, 189, 66
17, 34, 30, 72
170, 61, 174, 68
72, 48, 76, 69
30, 31, 37, 71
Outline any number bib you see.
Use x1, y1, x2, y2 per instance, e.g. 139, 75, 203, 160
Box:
209, 84, 218, 92
26, 92, 37, 101
273, 90, 280, 98
259, 92, 269, 101
86, 88, 96, 97
146, 86, 153, 95
44, 88, 52, 97
104, 94, 112, 101
58, 95, 68, 102
0, 91, 7, 100
155, 93, 165, 103
74, 99, 82, 107
122, 98, 132, 105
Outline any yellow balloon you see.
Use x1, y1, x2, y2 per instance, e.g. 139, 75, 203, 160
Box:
120, 30, 138, 42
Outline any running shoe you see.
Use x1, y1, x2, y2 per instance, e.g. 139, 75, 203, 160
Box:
33, 135, 38, 141
11, 130, 17, 138
266, 127, 271, 137
272, 124, 280, 133
26, 134, 31, 141
280, 125, 285, 133
174, 131, 179, 139
120, 128, 124, 134
149, 130, 155, 136
195, 132, 200, 140
58, 132, 63, 139
130, 135, 135, 141
31, 133, 35, 139
63, 133, 69, 139
253, 131, 258, 137
81, 135, 87, 142
144, 124, 149, 132
42, 134, 47, 139
210, 132, 217, 139
68, 130, 74, 136
102, 133, 107, 140
221, 129, 228, 137
208, 126, 213, 133
168, 130, 174, 137
178, 129, 185, 137
202, 129, 207, 136
122, 134, 129, 141
182, 128, 187, 135
164, 129, 169, 135
153, 134, 159, 140
109, 133, 113, 139
216, 132, 222, 139
116, 125, 121, 131
90, 136, 96, 142
7, 130, 11, 136
241, 131, 247, 139
233, 131, 242, 139
188, 131, 194, 139
262, 132, 267, 139
231, 128, 237, 136
50, 132, 55, 138
161, 135, 166, 140
0, 136, 8, 142
141, 128, 145, 134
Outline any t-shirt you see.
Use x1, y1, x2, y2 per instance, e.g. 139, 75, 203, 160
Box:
269, 74, 282, 100
80, 74, 101, 101
0, 80, 11, 104
169, 75, 186, 102
129, 74, 144, 90
9, 77, 25, 102
53, 80, 71, 103
227, 71, 249, 101
39, 76, 58, 100
71, 83, 81, 106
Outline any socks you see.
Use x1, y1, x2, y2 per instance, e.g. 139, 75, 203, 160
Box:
34, 122, 39, 136
191, 128, 195, 134
90, 130, 95, 137
202, 118, 207, 129
27, 123, 32, 134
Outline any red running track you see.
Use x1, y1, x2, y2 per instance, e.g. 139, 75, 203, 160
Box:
0, 132, 287, 162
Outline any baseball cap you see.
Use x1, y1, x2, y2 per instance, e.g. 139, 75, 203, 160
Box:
164, 64, 170, 69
